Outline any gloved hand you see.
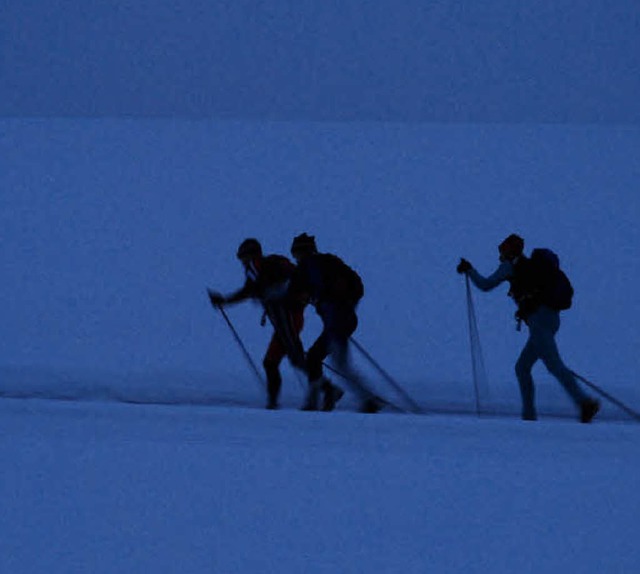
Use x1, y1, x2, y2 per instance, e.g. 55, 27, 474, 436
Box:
456, 258, 472, 274
207, 290, 226, 307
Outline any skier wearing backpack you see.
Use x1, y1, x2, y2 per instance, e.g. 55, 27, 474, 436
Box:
457, 233, 600, 423
208, 238, 309, 410
288, 233, 380, 413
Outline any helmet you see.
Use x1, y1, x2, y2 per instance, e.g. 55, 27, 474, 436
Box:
236, 238, 262, 260
290, 233, 317, 256
498, 234, 524, 261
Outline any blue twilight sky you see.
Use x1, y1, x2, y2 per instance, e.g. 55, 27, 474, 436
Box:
1, 1, 639, 405
2, 0, 639, 122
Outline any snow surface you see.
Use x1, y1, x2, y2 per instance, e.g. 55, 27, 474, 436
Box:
1, 395, 638, 574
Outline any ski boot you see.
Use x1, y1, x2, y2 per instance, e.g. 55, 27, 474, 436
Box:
360, 397, 382, 414
322, 381, 344, 412
301, 382, 321, 411
580, 398, 600, 423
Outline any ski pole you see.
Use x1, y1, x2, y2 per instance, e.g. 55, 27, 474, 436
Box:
212, 298, 265, 390
350, 337, 423, 414
571, 371, 640, 422
465, 274, 483, 415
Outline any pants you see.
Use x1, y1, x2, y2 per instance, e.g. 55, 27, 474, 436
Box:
306, 302, 374, 401
263, 303, 305, 403
515, 305, 587, 419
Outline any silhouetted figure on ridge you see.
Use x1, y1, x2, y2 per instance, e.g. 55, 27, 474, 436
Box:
208, 238, 307, 410
288, 233, 380, 413
458, 233, 599, 423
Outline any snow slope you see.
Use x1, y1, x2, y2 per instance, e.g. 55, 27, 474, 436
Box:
1, 395, 638, 574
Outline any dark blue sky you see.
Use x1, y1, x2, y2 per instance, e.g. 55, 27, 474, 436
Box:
3, 0, 639, 122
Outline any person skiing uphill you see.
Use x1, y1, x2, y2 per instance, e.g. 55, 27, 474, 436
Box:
208, 238, 307, 410
457, 233, 600, 423
288, 233, 380, 413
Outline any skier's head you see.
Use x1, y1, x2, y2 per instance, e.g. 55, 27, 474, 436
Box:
290, 233, 317, 261
498, 233, 524, 262
236, 238, 262, 262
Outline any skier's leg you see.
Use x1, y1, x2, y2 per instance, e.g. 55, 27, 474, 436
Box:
301, 332, 330, 410
538, 332, 588, 403
263, 333, 286, 409
532, 308, 597, 420
283, 306, 306, 372
265, 302, 307, 374
515, 335, 539, 421
327, 306, 378, 412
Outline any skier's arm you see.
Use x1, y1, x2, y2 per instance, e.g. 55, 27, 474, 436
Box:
208, 279, 256, 307
467, 261, 513, 292
223, 281, 256, 304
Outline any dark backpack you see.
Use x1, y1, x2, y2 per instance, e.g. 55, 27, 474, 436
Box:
317, 253, 364, 304
529, 248, 574, 311
261, 254, 296, 285
344, 263, 365, 302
